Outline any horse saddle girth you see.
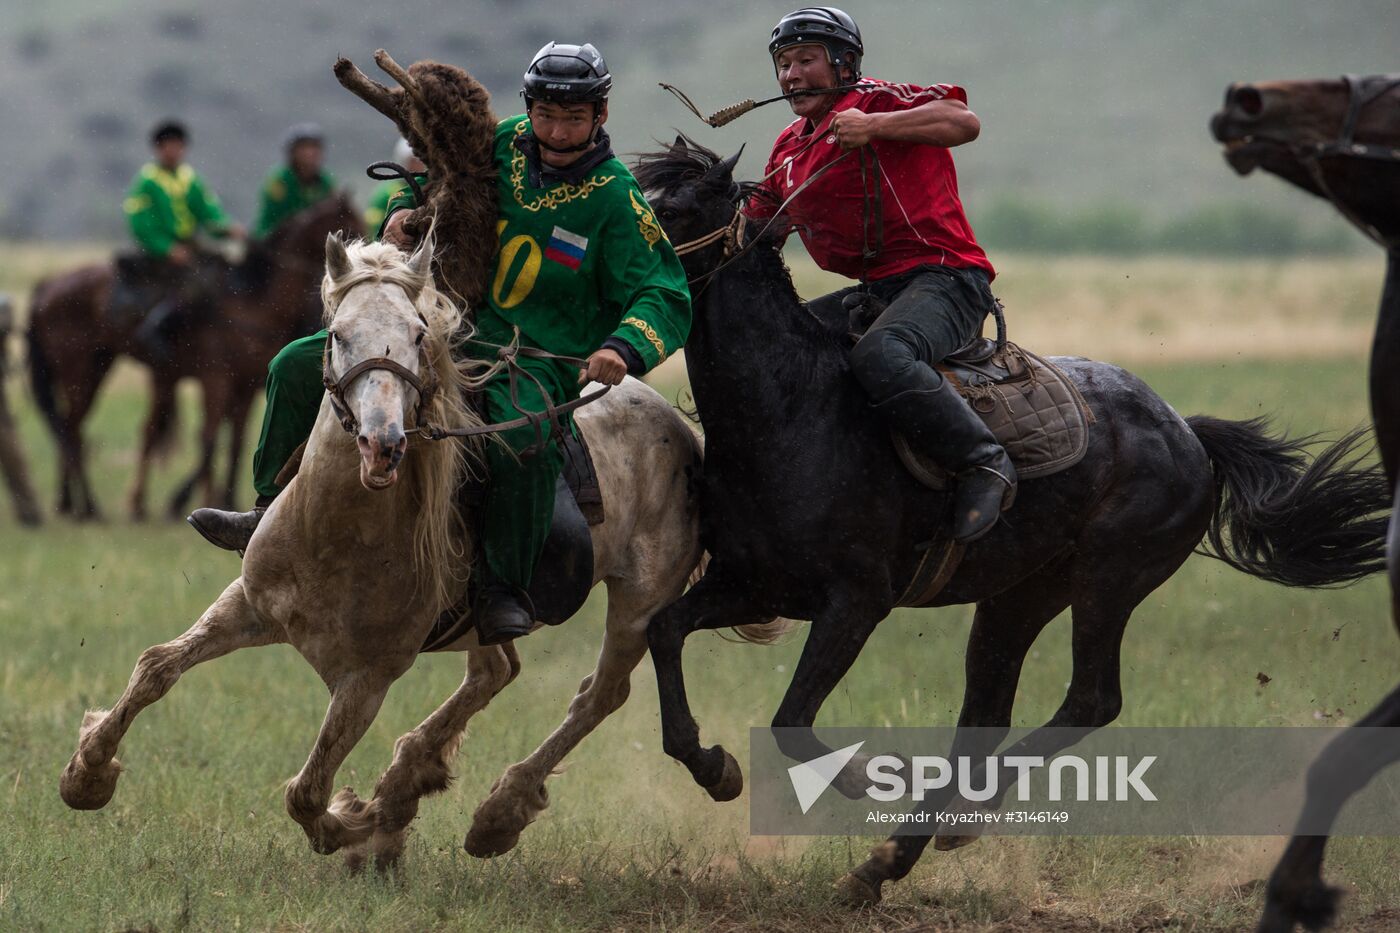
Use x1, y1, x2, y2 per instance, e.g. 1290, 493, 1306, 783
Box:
419, 423, 603, 652
893, 342, 1095, 491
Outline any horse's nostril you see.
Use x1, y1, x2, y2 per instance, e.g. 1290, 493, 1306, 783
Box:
1235, 86, 1264, 118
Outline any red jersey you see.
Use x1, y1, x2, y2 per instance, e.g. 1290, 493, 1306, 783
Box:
747, 77, 994, 282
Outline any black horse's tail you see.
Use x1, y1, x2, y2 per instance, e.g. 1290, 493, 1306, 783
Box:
27, 321, 63, 437
1187, 415, 1389, 588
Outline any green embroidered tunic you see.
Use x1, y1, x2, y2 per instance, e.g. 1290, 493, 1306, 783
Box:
253, 165, 336, 238
123, 162, 232, 257
253, 116, 691, 592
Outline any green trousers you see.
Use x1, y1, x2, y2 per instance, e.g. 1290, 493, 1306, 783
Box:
251, 329, 569, 590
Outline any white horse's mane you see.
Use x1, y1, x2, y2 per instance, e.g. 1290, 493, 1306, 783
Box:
321, 238, 490, 612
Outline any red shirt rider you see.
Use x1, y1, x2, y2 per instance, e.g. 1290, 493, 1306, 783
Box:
748, 78, 994, 282
751, 7, 1015, 546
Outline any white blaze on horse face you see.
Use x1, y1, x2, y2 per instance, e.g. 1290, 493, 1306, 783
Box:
330, 283, 426, 491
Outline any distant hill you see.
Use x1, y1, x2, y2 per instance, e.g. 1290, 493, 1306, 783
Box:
2, 0, 1394, 247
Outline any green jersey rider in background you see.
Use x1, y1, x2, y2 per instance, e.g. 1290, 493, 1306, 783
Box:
253, 123, 336, 239
364, 138, 427, 239
188, 42, 692, 645
119, 119, 246, 360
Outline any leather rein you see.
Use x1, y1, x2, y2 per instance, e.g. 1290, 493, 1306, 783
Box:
322, 333, 609, 451
1293, 73, 1400, 248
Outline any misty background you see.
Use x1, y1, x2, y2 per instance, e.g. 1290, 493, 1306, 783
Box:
2, 0, 1396, 253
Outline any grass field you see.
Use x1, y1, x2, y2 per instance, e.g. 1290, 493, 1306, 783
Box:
2, 248, 1398, 931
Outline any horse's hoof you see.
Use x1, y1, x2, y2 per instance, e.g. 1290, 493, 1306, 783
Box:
934, 832, 979, 851
343, 845, 368, 875
834, 871, 883, 906
1257, 880, 1342, 933
464, 826, 521, 859
59, 753, 122, 810
702, 749, 743, 802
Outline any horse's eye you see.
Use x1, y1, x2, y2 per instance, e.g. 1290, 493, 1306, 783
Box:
659, 208, 678, 222
415, 331, 425, 346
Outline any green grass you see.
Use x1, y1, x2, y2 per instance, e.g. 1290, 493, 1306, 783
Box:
2, 279, 1398, 928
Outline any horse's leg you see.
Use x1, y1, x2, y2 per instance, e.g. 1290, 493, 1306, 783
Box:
0, 377, 42, 525
169, 378, 224, 517
220, 394, 254, 511
126, 374, 178, 521
838, 560, 1073, 904
348, 645, 519, 871
1257, 685, 1400, 933
765, 588, 893, 779
648, 571, 772, 798
59, 579, 278, 809
62, 350, 115, 521
283, 666, 405, 856
466, 585, 659, 857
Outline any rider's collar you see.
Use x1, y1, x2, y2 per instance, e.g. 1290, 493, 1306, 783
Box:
514, 128, 615, 188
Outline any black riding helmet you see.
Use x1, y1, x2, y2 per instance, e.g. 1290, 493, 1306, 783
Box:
521, 42, 612, 107
768, 7, 863, 81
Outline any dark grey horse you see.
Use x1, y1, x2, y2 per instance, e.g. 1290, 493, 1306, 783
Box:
633, 138, 1391, 906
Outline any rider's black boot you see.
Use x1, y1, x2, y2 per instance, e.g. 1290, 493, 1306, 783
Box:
870, 379, 1017, 544
473, 582, 536, 645
187, 495, 273, 552
133, 298, 180, 365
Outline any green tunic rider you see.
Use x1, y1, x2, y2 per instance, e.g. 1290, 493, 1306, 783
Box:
188, 43, 691, 646
253, 124, 337, 239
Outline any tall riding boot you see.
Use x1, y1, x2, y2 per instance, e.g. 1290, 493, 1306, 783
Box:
134, 298, 181, 364
187, 494, 274, 552
473, 582, 536, 645
871, 379, 1017, 543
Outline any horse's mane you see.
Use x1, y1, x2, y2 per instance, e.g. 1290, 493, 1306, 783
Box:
633, 135, 774, 210
321, 238, 491, 613
633, 137, 843, 346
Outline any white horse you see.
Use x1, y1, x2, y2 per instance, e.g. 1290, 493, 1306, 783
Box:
60, 236, 783, 868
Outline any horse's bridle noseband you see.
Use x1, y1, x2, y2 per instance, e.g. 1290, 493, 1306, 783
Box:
1294, 73, 1400, 247
322, 336, 439, 436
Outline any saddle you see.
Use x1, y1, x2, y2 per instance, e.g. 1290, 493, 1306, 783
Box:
892, 339, 1094, 491
418, 424, 603, 651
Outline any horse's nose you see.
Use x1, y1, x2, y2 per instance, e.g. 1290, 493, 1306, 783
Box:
357, 430, 407, 468
1226, 84, 1265, 119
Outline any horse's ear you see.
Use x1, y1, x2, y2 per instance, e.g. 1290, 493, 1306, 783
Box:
325, 232, 352, 281
673, 134, 688, 151
703, 144, 745, 186
406, 230, 434, 290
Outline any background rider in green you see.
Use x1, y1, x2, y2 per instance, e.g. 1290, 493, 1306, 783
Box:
188, 42, 691, 645
363, 138, 427, 240
253, 123, 336, 239
119, 119, 245, 360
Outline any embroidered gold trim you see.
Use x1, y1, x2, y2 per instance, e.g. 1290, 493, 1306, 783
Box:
622, 316, 666, 362
629, 189, 668, 250
509, 120, 616, 212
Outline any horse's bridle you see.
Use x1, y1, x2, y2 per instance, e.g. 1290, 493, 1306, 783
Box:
670, 138, 884, 294
1294, 73, 1400, 247
322, 334, 440, 436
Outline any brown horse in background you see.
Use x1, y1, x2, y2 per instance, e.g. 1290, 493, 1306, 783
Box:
27, 194, 363, 520
1213, 74, 1400, 933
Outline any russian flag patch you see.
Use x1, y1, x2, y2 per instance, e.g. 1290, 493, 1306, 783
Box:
545, 226, 588, 270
